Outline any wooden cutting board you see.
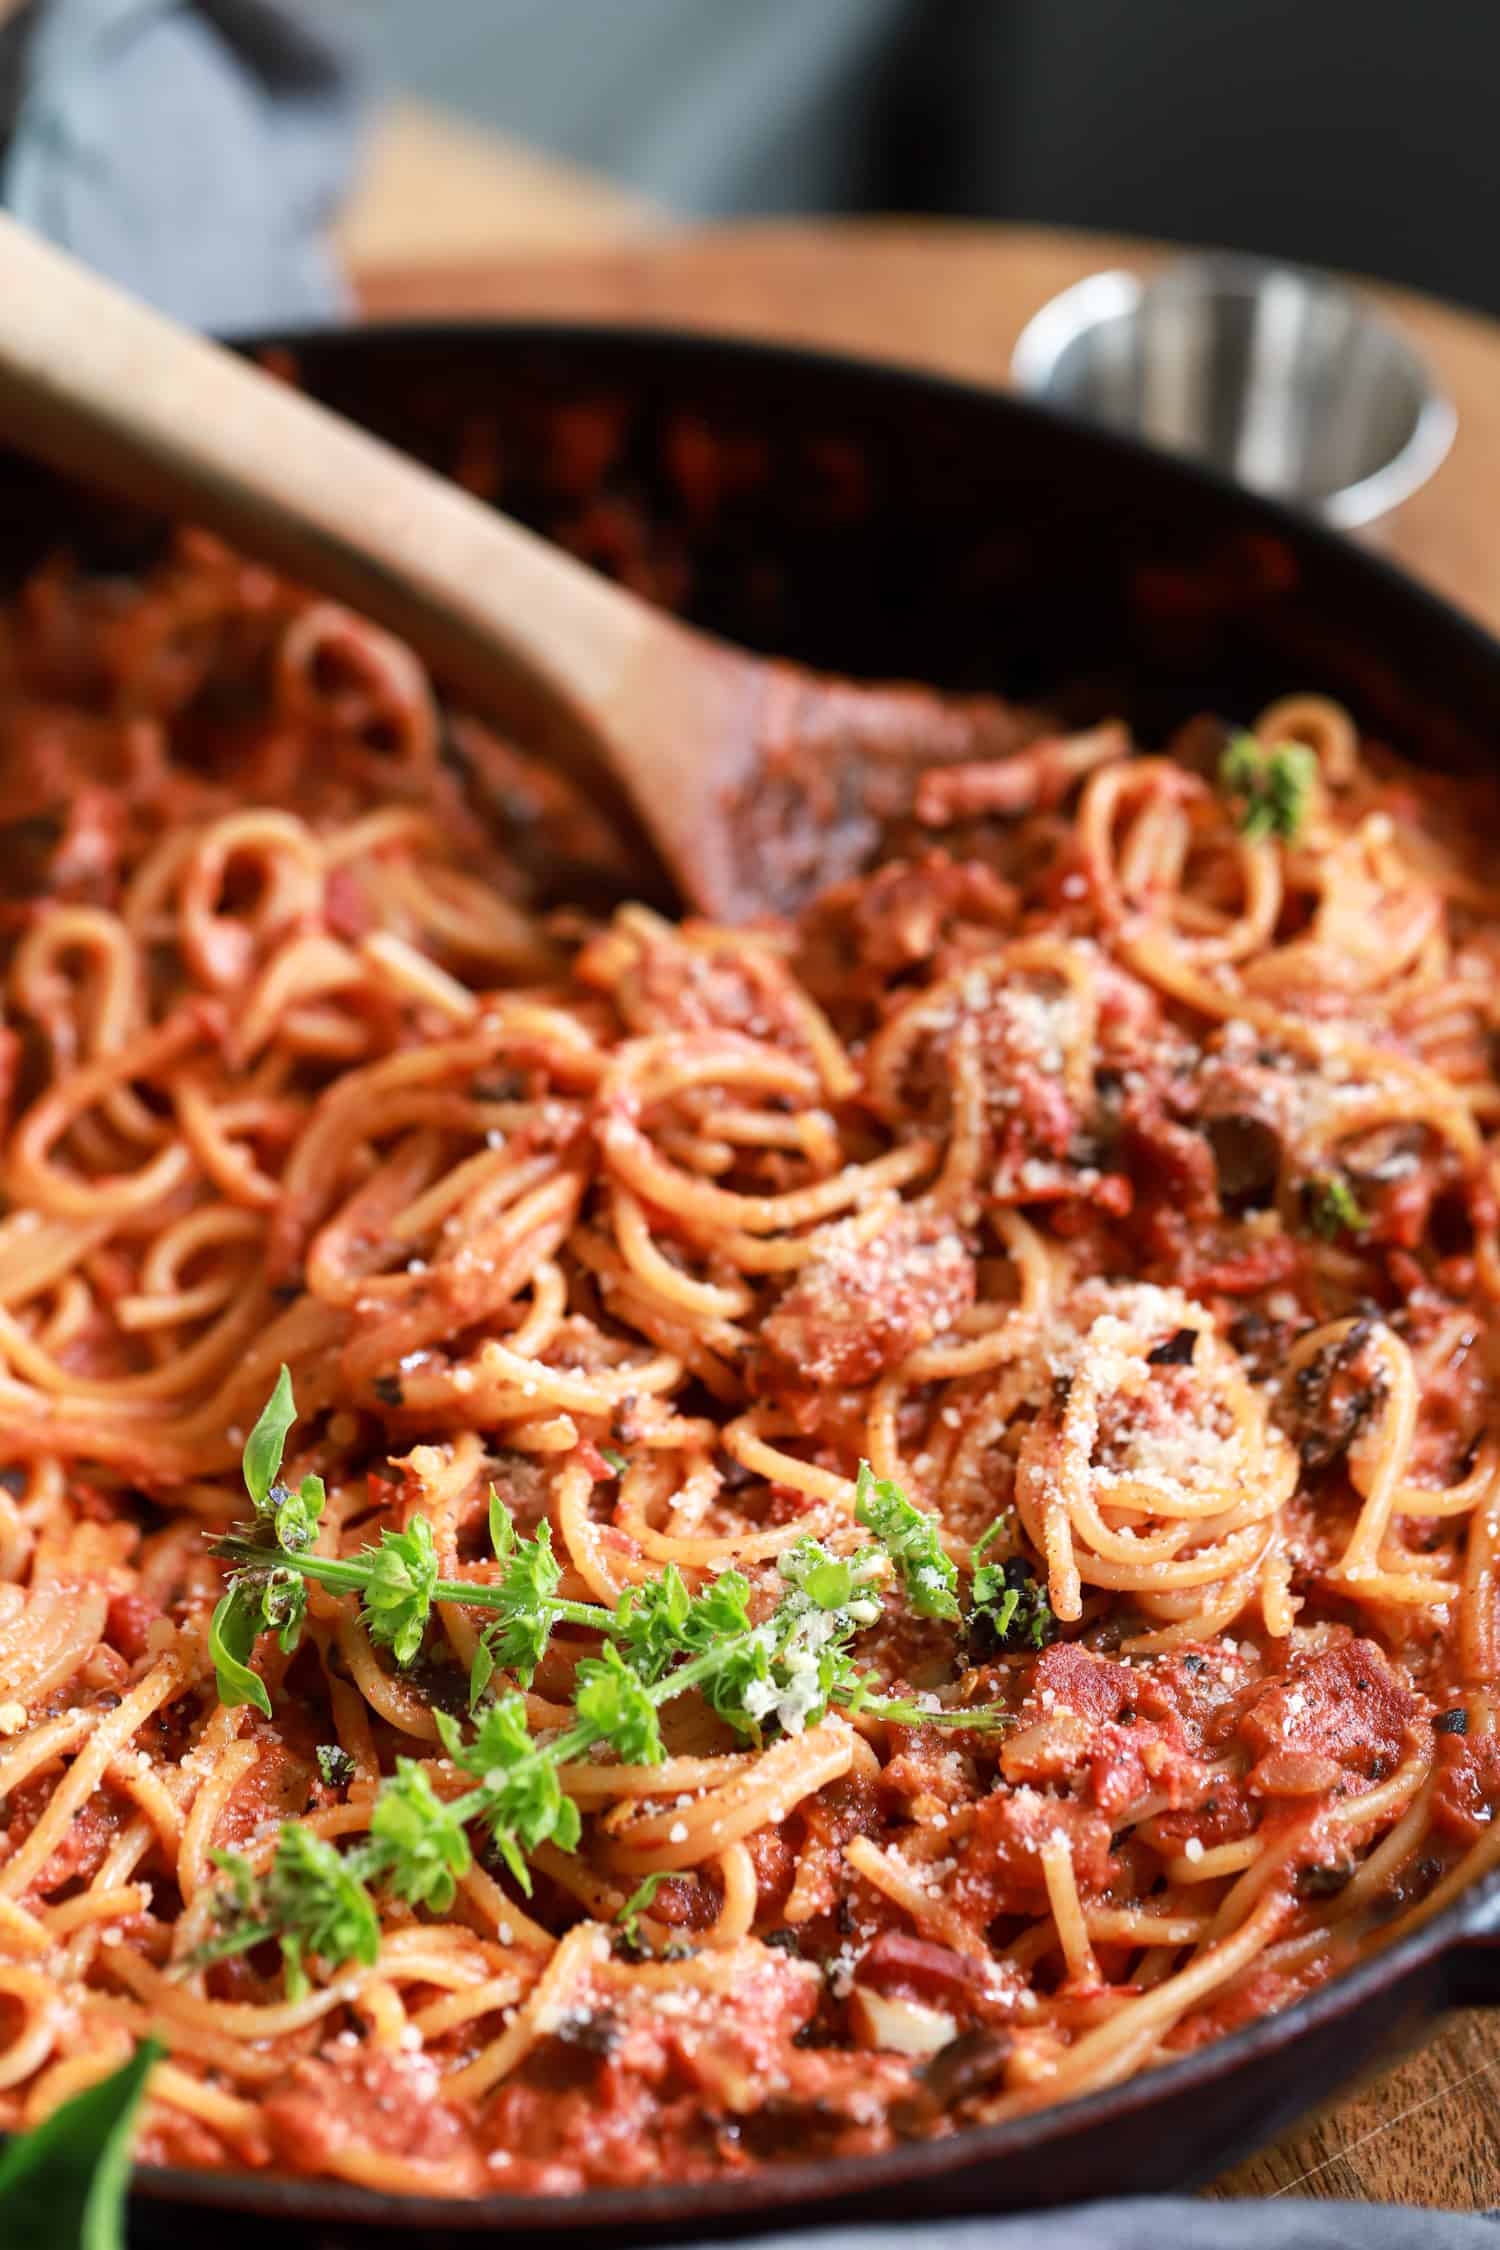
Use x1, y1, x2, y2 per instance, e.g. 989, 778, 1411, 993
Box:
355, 213, 1500, 2213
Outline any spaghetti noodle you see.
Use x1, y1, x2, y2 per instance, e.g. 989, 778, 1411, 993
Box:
1, 531, 1500, 2195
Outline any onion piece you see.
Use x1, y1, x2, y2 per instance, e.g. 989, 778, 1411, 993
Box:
849, 1984, 957, 2056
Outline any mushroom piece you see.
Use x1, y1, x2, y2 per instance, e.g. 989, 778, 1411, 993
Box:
1204, 1112, 1282, 1211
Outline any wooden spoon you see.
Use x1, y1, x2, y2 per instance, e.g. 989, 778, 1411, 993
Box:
0, 215, 1025, 919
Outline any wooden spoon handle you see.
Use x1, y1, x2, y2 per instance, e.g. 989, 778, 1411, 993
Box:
0, 212, 674, 826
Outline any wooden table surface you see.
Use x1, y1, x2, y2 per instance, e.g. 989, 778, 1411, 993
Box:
356, 213, 1500, 2212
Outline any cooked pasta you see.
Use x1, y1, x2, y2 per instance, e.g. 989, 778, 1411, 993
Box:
1, 531, 1499, 2196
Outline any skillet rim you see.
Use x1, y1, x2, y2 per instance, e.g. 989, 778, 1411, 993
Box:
124, 1871, 1497, 2234
12, 310, 1496, 2232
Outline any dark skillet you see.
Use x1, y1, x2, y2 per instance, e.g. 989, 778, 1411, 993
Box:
4, 324, 1499, 2245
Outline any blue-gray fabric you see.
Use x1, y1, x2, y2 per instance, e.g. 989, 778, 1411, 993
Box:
0, 9, 1495, 2249
710, 2204, 1500, 2248
0, 0, 363, 329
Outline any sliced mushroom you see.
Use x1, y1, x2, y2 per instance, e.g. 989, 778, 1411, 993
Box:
1204, 1112, 1282, 1210
921, 2026, 1014, 2107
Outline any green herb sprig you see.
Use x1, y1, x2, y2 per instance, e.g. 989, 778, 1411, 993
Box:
197, 1380, 1013, 1991
1218, 733, 1318, 842
209, 1368, 615, 1716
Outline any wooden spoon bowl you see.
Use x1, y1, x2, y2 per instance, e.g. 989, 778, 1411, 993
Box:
0, 215, 1026, 920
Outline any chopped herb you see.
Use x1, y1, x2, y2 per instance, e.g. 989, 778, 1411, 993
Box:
971, 1513, 1015, 1565
372, 1373, 405, 1409
0, 2036, 162, 2250
1219, 733, 1318, 842
315, 1742, 356, 1789
1146, 1327, 1198, 1367
599, 1446, 630, 1476
1305, 1171, 1368, 1242
854, 1462, 959, 1620
1434, 1707, 1469, 1736
192, 1827, 380, 1999
970, 1554, 1056, 1655
614, 1870, 682, 1954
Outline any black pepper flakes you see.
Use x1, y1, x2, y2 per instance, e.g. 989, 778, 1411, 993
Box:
1435, 1708, 1470, 1736
373, 1374, 405, 1409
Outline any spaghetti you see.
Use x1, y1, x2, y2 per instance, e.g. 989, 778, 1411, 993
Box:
1, 531, 1500, 2195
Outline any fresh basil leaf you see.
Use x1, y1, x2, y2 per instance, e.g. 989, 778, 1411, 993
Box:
0, 2036, 162, 2250
208, 1588, 271, 1718
242, 1363, 296, 1510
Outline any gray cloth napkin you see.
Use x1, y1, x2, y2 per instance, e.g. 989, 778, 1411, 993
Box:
0, 11, 1493, 2250
712, 2199, 1499, 2248
0, 0, 364, 329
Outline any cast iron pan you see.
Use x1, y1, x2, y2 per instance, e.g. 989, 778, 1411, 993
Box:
4, 324, 1499, 2244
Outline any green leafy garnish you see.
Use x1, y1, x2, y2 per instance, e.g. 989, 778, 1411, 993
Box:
600, 1446, 630, 1476
201, 1400, 1012, 1982
206, 1363, 330, 1711
316, 1742, 355, 1789
972, 1572, 1055, 1652
573, 1641, 665, 1765
0, 2037, 162, 2250
193, 1827, 380, 1999
970, 1545, 1056, 1653
614, 1563, 752, 1685
207, 1581, 272, 1719
475, 1507, 565, 1687
615, 1870, 681, 1954
433, 1694, 585, 1894
242, 1363, 296, 1509
1218, 733, 1317, 842
212, 1391, 613, 1713
358, 1516, 440, 1667
1306, 1170, 1368, 1241
365, 1759, 470, 1911
854, 1462, 959, 1619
